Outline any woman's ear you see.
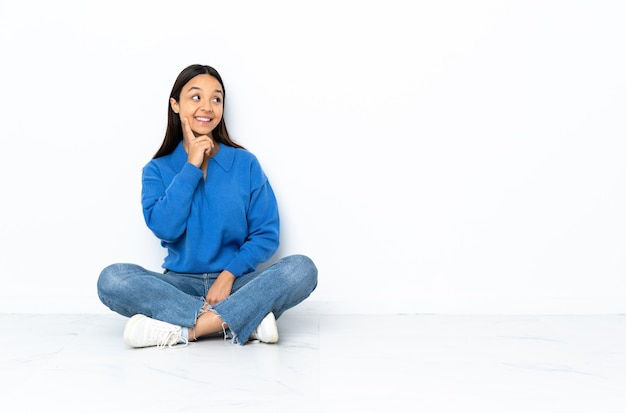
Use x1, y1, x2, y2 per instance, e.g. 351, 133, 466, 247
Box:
170, 97, 180, 114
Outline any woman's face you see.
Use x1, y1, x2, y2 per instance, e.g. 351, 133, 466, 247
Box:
170, 74, 224, 137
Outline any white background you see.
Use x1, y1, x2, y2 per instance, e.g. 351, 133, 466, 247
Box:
0, 0, 624, 314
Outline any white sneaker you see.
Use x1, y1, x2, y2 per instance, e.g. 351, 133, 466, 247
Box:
249, 312, 279, 343
123, 314, 188, 349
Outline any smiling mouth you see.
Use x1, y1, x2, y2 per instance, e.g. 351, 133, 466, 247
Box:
195, 116, 212, 122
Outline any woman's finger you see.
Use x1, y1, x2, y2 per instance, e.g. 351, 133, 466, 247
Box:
181, 116, 195, 141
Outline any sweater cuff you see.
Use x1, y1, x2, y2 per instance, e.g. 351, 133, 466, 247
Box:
179, 162, 204, 182
225, 260, 249, 278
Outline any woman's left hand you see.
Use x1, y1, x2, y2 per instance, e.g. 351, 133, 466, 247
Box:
205, 270, 235, 305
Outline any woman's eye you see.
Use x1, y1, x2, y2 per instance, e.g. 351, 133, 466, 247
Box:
191, 95, 200, 101
213, 97, 222, 103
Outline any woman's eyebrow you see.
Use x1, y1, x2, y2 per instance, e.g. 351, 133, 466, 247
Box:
186, 86, 223, 94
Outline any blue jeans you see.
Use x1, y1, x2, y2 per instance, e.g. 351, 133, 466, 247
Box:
97, 254, 318, 345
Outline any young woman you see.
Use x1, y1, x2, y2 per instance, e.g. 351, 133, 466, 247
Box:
97, 64, 318, 348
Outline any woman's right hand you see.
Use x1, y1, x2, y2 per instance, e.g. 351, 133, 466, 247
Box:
182, 117, 215, 168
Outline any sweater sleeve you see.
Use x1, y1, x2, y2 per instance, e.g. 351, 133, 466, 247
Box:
223, 161, 280, 277
141, 161, 203, 242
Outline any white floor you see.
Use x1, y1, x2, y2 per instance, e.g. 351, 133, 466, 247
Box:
3, 312, 626, 412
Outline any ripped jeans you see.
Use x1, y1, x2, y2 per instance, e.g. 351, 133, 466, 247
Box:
97, 254, 318, 345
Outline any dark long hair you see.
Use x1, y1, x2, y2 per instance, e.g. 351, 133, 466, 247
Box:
153, 64, 244, 159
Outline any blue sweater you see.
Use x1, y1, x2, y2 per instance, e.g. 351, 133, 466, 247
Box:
141, 142, 280, 276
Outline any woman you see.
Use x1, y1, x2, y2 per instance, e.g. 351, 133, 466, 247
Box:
97, 64, 318, 348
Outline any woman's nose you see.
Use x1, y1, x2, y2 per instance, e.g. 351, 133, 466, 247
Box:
200, 100, 213, 112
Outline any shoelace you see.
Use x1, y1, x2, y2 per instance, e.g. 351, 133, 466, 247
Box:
151, 326, 188, 349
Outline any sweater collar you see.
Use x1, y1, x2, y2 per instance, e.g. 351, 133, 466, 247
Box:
173, 141, 235, 171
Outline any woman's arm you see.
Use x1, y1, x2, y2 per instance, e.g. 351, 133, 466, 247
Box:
141, 161, 203, 242
224, 172, 280, 277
